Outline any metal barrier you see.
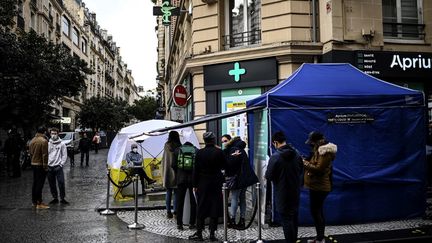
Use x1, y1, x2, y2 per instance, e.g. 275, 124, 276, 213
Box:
256, 182, 263, 243
100, 168, 115, 215
128, 170, 145, 229
222, 182, 229, 243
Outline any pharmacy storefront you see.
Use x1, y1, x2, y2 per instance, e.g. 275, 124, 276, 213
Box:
203, 58, 278, 141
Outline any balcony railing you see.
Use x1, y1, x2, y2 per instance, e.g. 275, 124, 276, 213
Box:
17, 15, 25, 30
223, 29, 261, 49
383, 22, 425, 40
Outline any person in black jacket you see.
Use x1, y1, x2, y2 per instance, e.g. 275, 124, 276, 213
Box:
189, 132, 227, 242
172, 141, 198, 230
265, 131, 303, 243
78, 133, 91, 167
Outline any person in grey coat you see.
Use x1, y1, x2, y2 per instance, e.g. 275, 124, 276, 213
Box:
162, 131, 181, 218
47, 128, 69, 205
125, 143, 156, 195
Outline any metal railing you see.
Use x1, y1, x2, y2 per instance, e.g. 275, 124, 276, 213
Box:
223, 29, 261, 49
383, 22, 425, 39
17, 15, 25, 30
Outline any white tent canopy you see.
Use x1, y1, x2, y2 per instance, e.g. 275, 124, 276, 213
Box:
107, 119, 200, 170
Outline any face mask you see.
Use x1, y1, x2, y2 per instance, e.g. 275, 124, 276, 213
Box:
51, 135, 58, 140
132, 148, 138, 153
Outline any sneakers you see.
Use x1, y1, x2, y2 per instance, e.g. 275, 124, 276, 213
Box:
49, 199, 59, 204
36, 203, 50, 209
60, 199, 69, 205
167, 212, 173, 219
228, 218, 236, 228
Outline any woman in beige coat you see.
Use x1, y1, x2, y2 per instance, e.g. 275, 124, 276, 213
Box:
162, 131, 181, 218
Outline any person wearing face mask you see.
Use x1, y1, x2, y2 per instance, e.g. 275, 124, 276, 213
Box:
47, 128, 69, 205
125, 144, 156, 195
221, 134, 231, 151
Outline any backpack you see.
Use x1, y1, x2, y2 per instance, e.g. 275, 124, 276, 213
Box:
177, 145, 196, 171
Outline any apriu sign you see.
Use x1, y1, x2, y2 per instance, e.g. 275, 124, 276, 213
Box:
356, 51, 432, 78
153, 0, 180, 26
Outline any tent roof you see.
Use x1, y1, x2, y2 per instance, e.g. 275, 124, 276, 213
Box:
119, 119, 180, 135
247, 63, 424, 108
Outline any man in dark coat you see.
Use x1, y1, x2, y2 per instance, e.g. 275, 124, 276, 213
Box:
265, 131, 303, 243
189, 132, 226, 242
4, 128, 24, 178
78, 133, 91, 167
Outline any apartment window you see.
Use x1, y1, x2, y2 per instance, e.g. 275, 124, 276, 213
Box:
224, 0, 261, 49
382, 0, 424, 39
81, 38, 88, 54
72, 27, 79, 46
62, 15, 70, 36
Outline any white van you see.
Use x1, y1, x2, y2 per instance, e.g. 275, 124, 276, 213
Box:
59, 132, 80, 153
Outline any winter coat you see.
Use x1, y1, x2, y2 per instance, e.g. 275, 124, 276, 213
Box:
172, 142, 197, 186
162, 142, 180, 188
265, 144, 303, 214
48, 138, 67, 167
29, 133, 49, 168
79, 137, 92, 152
193, 144, 227, 219
304, 142, 337, 192
126, 151, 143, 166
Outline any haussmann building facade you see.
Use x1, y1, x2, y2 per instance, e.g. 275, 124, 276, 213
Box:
155, 0, 432, 143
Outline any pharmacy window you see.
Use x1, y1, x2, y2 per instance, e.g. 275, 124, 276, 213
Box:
382, 0, 424, 39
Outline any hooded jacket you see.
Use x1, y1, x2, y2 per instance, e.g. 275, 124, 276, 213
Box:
48, 138, 67, 167
304, 142, 337, 192
265, 144, 303, 214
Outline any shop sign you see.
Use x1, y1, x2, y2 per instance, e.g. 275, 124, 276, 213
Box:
61, 117, 71, 124
153, 0, 180, 26
355, 51, 432, 78
172, 84, 188, 107
204, 58, 277, 91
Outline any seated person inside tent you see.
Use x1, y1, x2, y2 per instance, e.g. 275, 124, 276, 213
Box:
125, 143, 156, 195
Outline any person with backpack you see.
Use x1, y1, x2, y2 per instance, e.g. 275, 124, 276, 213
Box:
172, 141, 197, 230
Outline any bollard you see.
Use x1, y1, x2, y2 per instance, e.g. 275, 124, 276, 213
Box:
128, 173, 145, 229
222, 182, 229, 243
100, 168, 115, 215
256, 182, 264, 243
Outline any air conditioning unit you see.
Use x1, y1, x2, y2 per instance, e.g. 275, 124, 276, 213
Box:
202, 0, 217, 4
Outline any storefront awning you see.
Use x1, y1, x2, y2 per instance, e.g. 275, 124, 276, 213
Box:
143, 105, 265, 135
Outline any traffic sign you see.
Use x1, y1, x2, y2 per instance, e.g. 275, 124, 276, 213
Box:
172, 84, 188, 107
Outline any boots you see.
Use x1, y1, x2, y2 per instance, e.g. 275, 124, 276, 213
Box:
236, 218, 245, 229
228, 217, 236, 228
209, 231, 217, 241
188, 231, 203, 241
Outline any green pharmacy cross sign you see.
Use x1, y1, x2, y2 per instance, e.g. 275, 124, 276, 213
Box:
229, 62, 246, 82
153, 0, 181, 26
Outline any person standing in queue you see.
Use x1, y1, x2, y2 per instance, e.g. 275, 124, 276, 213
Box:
189, 132, 226, 242
265, 131, 303, 243
303, 131, 337, 243
162, 131, 181, 218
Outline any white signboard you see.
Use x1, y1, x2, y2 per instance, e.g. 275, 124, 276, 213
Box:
61, 117, 71, 124
170, 106, 185, 121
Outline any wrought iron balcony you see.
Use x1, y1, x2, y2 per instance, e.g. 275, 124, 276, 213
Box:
223, 29, 261, 49
383, 22, 425, 40
17, 15, 25, 30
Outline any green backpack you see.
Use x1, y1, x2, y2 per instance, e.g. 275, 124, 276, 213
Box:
177, 145, 196, 171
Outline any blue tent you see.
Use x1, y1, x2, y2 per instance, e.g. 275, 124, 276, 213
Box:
247, 63, 427, 225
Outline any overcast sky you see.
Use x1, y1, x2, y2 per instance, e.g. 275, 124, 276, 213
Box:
84, 0, 158, 91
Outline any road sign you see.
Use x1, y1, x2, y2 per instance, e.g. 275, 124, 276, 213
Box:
170, 106, 185, 121
172, 84, 188, 107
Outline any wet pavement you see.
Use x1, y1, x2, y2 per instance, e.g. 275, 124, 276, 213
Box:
0, 149, 187, 243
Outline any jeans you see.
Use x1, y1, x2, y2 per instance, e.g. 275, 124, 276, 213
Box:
166, 188, 177, 213
32, 166, 47, 204
309, 190, 329, 241
230, 187, 246, 219
278, 209, 299, 243
47, 165, 66, 200
176, 183, 196, 226
80, 150, 89, 166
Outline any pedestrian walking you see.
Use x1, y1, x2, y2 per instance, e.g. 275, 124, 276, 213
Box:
189, 132, 226, 242
224, 136, 258, 229
79, 133, 91, 167
265, 131, 303, 243
92, 132, 101, 154
47, 128, 69, 205
4, 128, 24, 178
162, 131, 181, 218
172, 141, 197, 230
303, 131, 337, 243
125, 143, 156, 195
29, 126, 50, 209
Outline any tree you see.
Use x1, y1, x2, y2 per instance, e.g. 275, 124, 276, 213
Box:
0, 0, 18, 27
0, 30, 92, 133
78, 96, 132, 131
128, 96, 159, 121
